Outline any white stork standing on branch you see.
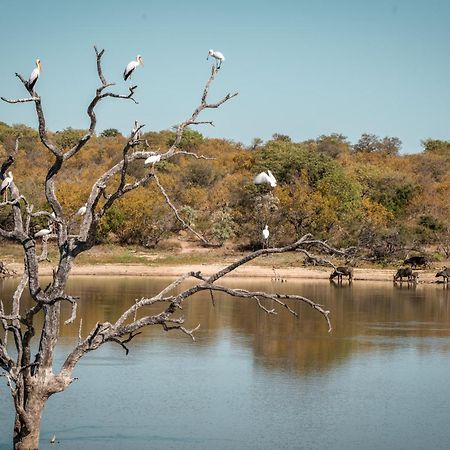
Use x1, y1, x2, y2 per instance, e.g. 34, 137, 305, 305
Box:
123, 55, 144, 81
131, 120, 141, 140
1, 171, 13, 201
27, 59, 42, 91
207, 49, 225, 69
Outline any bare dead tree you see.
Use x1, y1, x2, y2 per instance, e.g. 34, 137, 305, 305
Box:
0, 47, 340, 450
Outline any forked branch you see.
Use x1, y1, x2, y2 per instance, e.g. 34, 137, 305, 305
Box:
167, 64, 238, 157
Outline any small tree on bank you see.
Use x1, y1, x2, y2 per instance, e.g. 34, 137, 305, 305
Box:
0, 47, 341, 450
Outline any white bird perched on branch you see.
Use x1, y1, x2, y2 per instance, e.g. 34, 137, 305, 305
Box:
76, 204, 87, 216
123, 55, 144, 81
131, 120, 141, 140
262, 225, 269, 241
144, 154, 161, 165
27, 59, 42, 91
207, 49, 225, 69
34, 228, 52, 239
253, 170, 277, 187
1, 171, 13, 200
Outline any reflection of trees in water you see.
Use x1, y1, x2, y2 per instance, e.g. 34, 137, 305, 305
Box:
1, 278, 449, 374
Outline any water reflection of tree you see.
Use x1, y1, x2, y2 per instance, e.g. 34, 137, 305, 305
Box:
183, 282, 450, 374
1, 279, 448, 377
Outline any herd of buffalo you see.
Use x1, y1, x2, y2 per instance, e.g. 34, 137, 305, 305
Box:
328, 256, 450, 284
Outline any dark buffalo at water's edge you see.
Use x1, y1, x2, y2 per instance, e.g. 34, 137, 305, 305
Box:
436, 267, 450, 282
394, 267, 414, 282
329, 267, 353, 282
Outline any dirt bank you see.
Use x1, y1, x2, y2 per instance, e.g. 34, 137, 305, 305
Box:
6, 262, 443, 283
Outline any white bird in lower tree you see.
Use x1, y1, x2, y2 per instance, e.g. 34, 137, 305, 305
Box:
76, 204, 87, 216
131, 120, 141, 140
262, 225, 270, 241
123, 55, 144, 81
253, 170, 277, 187
144, 154, 161, 165
27, 59, 42, 91
207, 49, 225, 68
1, 171, 13, 200
34, 228, 52, 239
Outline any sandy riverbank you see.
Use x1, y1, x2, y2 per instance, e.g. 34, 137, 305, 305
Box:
5, 262, 444, 283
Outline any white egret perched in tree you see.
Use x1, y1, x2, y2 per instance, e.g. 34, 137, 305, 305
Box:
131, 120, 141, 140
76, 204, 87, 216
207, 49, 225, 69
262, 225, 269, 240
123, 55, 144, 81
253, 170, 277, 187
48, 212, 56, 226
1, 171, 13, 201
144, 154, 161, 165
34, 228, 52, 239
262, 225, 269, 249
27, 59, 42, 91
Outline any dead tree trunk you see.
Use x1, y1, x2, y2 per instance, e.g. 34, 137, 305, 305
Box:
0, 47, 345, 449
13, 391, 46, 450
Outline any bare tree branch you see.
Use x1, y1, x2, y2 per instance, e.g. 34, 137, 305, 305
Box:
172, 151, 214, 160
94, 46, 108, 86
60, 296, 79, 325
162, 320, 200, 341
153, 171, 210, 245
0, 97, 39, 104
296, 248, 337, 270
64, 47, 138, 162
166, 65, 238, 157
253, 296, 277, 315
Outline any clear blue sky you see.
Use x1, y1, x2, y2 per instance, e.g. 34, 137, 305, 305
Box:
1, 0, 449, 153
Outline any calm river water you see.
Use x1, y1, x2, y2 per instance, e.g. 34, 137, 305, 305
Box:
0, 276, 450, 449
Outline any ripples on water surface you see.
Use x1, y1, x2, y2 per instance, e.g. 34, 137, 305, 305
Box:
0, 277, 449, 449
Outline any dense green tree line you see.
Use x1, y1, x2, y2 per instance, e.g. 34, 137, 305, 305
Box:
1, 122, 449, 261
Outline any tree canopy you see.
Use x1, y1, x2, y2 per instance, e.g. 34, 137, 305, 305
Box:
1, 124, 449, 258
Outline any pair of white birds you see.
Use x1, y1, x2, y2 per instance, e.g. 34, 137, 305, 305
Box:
255, 171, 275, 244
125, 49, 225, 80
34, 204, 87, 239
24, 55, 145, 91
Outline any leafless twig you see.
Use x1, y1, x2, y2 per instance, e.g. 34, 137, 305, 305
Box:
153, 171, 210, 245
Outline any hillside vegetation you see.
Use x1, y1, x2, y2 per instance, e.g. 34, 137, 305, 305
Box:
1, 122, 449, 263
